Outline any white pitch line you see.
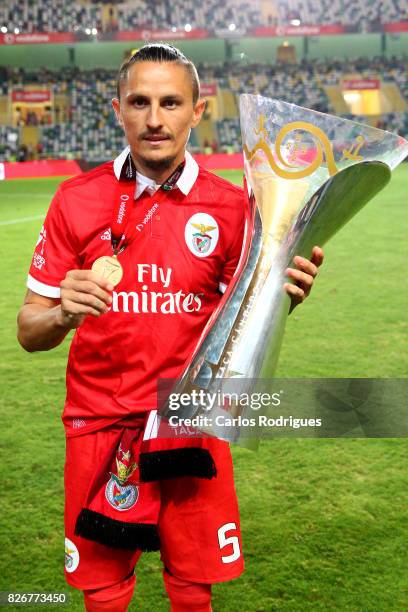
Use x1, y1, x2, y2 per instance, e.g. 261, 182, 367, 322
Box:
0, 214, 45, 226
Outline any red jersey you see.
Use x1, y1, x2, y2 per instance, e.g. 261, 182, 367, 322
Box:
27, 149, 245, 436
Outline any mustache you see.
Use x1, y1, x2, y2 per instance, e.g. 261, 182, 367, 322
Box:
139, 131, 173, 140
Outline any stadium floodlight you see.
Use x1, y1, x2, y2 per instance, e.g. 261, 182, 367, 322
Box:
229, 23, 236, 31
184, 23, 192, 32
0, 26, 7, 33
91, 27, 98, 35
85, 28, 91, 35
290, 19, 301, 26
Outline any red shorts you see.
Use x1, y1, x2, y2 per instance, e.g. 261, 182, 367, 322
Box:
64, 426, 244, 590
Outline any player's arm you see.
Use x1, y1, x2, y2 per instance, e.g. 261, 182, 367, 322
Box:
17, 270, 114, 352
284, 246, 324, 311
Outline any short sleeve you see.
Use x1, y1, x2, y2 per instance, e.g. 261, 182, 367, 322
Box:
27, 187, 80, 298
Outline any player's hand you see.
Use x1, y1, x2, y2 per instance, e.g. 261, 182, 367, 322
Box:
284, 246, 324, 311
58, 269, 114, 328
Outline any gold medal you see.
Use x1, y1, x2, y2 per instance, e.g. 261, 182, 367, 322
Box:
91, 255, 123, 286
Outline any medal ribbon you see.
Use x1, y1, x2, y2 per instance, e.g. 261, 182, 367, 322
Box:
110, 160, 185, 256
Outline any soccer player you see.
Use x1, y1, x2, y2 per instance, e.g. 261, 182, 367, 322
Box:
17, 44, 324, 612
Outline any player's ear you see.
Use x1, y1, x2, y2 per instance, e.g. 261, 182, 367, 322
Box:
191, 98, 206, 128
112, 98, 124, 129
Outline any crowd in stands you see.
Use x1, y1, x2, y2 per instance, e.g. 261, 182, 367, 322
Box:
203, 56, 408, 152
203, 60, 331, 113
115, 0, 260, 32
0, 0, 101, 35
14, 108, 53, 126
0, 126, 19, 161
380, 111, 408, 135
279, 0, 408, 28
0, 0, 407, 34
0, 57, 407, 162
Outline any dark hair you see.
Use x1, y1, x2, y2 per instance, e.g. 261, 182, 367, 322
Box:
116, 42, 200, 104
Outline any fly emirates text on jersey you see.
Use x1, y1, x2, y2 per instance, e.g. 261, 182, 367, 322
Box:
109, 264, 204, 314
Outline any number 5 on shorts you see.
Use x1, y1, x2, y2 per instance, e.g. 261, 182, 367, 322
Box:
217, 522, 241, 563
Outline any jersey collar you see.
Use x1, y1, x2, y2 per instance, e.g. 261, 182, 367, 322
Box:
113, 146, 199, 197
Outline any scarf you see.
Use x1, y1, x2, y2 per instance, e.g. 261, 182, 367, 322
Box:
74, 412, 216, 551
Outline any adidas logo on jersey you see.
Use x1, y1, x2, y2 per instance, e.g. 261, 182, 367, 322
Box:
101, 229, 111, 240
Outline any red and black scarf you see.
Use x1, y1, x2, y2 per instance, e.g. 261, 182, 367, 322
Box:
74, 412, 216, 551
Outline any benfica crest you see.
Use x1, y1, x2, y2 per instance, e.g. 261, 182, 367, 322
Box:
192, 224, 216, 254
185, 213, 219, 258
105, 444, 139, 511
105, 477, 138, 511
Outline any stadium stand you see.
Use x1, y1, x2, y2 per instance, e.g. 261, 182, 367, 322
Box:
0, 0, 407, 33
203, 61, 331, 112
0, 125, 19, 160
215, 118, 241, 152
1, 0, 408, 164
278, 0, 408, 27
0, 1, 100, 35
1, 56, 408, 161
116, 0, 261, 31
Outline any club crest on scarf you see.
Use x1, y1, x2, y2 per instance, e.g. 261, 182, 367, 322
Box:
105, 443, 139, 511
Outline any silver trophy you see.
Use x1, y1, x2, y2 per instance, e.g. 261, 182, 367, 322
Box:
157, 96, 408, 448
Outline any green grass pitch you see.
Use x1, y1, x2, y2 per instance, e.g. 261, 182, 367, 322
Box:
0, 166, 407, 611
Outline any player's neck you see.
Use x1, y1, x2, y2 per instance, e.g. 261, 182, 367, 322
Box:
133, 153, 185, 184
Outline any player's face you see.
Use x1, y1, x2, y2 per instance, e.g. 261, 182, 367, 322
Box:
112, 61, 205, 178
